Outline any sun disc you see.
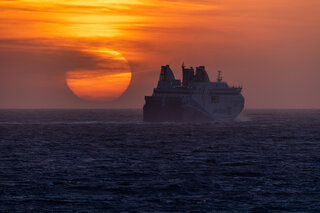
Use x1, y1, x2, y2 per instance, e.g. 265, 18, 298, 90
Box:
66, 49, 132, 102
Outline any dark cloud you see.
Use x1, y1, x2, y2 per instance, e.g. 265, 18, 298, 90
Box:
0, 46, 101, 108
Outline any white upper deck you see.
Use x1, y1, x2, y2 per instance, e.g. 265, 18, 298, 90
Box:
155, 64, 242, 95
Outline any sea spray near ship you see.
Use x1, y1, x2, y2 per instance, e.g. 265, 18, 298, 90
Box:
143, 64, 245, 122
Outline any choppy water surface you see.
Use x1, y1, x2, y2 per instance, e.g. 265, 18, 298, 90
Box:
1, 109, 320, 212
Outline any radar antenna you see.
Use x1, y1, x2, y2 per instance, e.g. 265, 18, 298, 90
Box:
217, 70, 223, 83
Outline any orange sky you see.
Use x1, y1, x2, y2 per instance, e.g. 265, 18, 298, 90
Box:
0, 0, 320, 108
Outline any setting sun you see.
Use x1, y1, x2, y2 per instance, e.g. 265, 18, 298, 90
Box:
66, 49, 131, 101
66, 71, 131, 101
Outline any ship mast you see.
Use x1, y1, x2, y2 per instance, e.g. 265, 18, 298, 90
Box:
217, 70, 223, 83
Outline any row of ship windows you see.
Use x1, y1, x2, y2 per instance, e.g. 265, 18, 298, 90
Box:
211, 96, 240, 107
161, 95, 241, 106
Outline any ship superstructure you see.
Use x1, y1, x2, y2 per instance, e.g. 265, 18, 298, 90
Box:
143, 64, 244, 122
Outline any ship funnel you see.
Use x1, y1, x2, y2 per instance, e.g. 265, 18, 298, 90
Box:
160, 65, 175, 81
195, 66, 210, 82
182, 63, 194, 87
157, 65, 181, 89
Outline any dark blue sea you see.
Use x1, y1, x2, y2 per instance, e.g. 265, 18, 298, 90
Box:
1, 109, 320, 212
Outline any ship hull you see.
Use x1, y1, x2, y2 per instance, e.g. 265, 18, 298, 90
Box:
143, 96, 243, 122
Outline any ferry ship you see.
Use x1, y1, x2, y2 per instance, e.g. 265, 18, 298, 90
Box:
143, 64, 244, 122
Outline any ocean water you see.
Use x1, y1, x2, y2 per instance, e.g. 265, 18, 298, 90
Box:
0, 109, 320, 212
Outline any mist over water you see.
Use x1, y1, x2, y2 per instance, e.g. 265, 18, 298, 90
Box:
1, 109, 320, 212
235, 112, 251, 122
